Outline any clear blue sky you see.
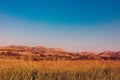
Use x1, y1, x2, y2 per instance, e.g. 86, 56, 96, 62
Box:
0, 0, 120, 52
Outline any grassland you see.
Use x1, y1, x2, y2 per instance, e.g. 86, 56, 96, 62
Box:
0, 60, 120, 80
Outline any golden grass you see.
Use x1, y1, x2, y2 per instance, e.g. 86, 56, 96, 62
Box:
0, 60, 120, 80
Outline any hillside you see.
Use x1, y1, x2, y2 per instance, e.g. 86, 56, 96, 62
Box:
0, 45, 120, 61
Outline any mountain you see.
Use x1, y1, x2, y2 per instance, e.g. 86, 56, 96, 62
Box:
0, 46, 120, 60
0, 45, 31, 51
0, 45, 64, 52
99, 50, 120, 59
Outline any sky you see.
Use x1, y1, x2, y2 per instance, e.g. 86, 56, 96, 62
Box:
0, 0, 120, 52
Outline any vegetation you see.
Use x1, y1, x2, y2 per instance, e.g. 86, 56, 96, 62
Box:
0, 60, 120, 80
0, 47, 120, 80
0, 51, 120, 61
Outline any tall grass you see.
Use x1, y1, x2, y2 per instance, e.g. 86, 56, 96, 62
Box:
0, 60, 120, 80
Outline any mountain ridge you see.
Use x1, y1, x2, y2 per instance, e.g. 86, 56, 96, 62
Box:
0, 45, 120, 60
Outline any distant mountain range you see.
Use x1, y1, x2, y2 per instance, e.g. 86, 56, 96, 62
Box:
0, 45, 120, 60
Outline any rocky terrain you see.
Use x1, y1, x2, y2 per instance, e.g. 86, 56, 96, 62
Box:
0, 45, 120, 61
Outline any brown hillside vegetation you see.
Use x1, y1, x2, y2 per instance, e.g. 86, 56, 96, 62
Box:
0, 46, 120, 80
0, 45, 120, 61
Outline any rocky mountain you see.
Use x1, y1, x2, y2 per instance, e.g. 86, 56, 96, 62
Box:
0, 46, 120, 60
0, 45, 31, 51
0, 45, 64, 52
99, 50, 120, 59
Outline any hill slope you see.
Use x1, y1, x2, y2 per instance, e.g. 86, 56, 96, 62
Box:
0, 45, 120, 60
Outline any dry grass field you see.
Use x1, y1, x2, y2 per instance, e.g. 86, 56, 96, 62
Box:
0, 60, 120, 80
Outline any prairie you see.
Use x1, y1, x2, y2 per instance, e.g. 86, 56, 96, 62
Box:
0, 60, 120, 80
